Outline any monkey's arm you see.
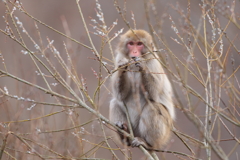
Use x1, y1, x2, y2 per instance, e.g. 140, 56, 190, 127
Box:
109, 99, 127, 124
112, 57, 131, 100
133, 58, 163, 101
109, 99, 131, 146
138, 58, 175, 119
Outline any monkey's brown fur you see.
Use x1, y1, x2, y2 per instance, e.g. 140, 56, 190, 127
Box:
110, 29, 175, 150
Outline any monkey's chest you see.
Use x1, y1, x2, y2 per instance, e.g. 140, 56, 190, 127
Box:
127, 71, 142, 87
125, 72, 147, 119
126, 72, 147, 101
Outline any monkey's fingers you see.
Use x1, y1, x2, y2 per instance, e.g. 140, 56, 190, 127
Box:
118, 63, 129, 70
131, 56, 141, 61
135, 62, 140, 67
136, 62, 145, 71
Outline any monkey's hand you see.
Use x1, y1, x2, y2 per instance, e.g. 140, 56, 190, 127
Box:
117, 58, 129, 72
130, 57, 146, 72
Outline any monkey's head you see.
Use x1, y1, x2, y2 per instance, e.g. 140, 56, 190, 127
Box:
118, 29, 155, 59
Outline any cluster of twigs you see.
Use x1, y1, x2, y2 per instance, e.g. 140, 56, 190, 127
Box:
0, 0, 239, 160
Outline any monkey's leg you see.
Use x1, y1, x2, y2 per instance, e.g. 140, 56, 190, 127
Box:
135, 102, 172, 150
109, 99, 131, 146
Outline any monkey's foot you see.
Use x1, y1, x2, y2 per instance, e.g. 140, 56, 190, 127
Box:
115, 121, 131, 146
115, 121, 128, 132
131, 137, 146, 148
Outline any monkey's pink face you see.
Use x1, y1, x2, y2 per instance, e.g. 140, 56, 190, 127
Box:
127, 41, 144, 58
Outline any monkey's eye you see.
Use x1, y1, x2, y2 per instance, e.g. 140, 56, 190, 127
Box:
128, 41, 134, 45
137, 42, 143, 46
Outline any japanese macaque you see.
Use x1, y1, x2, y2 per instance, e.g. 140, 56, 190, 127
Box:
109, 29, 175, 150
